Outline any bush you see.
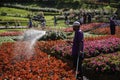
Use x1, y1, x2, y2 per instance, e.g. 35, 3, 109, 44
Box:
39, 30, 67, 41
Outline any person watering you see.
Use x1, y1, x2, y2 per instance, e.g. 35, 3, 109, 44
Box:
72, 21, 84, 80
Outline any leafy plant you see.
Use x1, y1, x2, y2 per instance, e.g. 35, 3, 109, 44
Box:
40, 30, 67, 40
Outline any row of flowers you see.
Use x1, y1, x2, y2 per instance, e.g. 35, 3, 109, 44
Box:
63, 22, 104, 32
37, 36, 120, 58
84, 35, 114, 41
90, 26, 120, 37
0, 42, 75, 80
83, 51, 120, 73
0, 31, 23, 36
84, 37, 120, 57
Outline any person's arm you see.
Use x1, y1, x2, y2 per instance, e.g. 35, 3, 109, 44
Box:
78, 32, 84, 59
79, 31, 84, 52
79, 40, 83, 52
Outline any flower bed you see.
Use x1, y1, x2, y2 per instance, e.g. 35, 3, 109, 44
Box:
84, 37, 120, 57
38, 36, 120, 58
85, 35, 114, 41
64, 23, 104, 32
37, 40, 67, 54
90, 26, 120, 37
0, 31, 23, 36
0, 42, 75, 80
81, 23, 105, 32
83, 51, 120, 73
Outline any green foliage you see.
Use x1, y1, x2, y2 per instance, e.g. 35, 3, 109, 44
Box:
0, 37, 14, 45
3, 4, 60, 12
0, 30, 7, 33
9, 36, 23, 41
0, 11, 7, 16
40, 31, 67, 41
0, 7, 30, 17
0, 16, 28, 21
0, 15, 28, 26
56, 0, 81, 9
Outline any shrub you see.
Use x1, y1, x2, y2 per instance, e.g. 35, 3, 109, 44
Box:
40, 31, 67, 40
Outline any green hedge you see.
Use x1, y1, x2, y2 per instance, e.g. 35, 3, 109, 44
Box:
3, 4, 60, 12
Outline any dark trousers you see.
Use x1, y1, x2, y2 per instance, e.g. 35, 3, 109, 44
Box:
110, 26, 115, 35
72, 55, 83, 78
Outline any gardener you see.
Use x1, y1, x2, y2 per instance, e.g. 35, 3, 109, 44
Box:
83, 13, 87, 24
54, 15, 57, 27
87, 13, 92, 23
28, 18, 32, 28
72, 21, 84, 80
110, 17, 116, 35
40, 16, 46, 29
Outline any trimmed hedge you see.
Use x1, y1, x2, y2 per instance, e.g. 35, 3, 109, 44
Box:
3, 4, 60, 12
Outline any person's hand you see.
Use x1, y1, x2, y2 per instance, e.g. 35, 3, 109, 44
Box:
80, 51, 84, 60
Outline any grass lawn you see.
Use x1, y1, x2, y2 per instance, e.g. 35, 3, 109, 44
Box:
0, 7, 31, 17
0, 7, 30, 26
0, 16, 28, 26
0, 16, 28, 21
45, 15, 53, 21
45, 15, 68, 28
0, 30, 6, 33
0, 28, 26, 33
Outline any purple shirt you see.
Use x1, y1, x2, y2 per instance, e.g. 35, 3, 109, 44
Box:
72, 30, 84, 55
